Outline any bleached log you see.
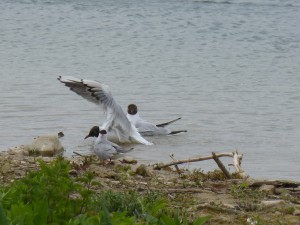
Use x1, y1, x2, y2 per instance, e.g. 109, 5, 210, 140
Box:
157, 152, 234, 169
231, 151, 247, 178
156, 151, 246, 178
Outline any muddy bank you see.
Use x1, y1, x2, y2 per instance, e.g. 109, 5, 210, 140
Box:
1, 137, 300, 224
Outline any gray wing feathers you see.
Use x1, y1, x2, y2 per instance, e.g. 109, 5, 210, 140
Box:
58, 76, 132, 131
94, 143, 117, 160
58, 76, 114, 110
136, 121, 170, 136
58, 76, 153, 145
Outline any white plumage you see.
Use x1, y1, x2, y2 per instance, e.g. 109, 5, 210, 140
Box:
58, 76, 153, 145
126, 104, 187, 136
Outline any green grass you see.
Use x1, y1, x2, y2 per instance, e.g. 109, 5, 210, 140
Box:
0, 157, 210, 225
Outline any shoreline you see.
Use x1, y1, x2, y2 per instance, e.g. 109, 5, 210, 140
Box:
1, 138, 300, 224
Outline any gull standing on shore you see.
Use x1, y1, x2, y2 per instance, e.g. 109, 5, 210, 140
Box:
58, 76, 153, 145
85, 127, 131, 162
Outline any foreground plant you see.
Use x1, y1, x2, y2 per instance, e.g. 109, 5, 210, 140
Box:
0, 157, 210, 225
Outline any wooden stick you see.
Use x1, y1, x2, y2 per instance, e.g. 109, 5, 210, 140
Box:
169, 154, 183, 175
212, 152, 231, 179
73, 151, 83, 157
156, 152, 235, 169
135, 187, 213, 194
196, 203, 243, 215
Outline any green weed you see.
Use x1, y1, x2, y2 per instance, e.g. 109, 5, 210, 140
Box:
0, 157, 210, 225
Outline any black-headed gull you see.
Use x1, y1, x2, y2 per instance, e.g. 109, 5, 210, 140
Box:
85, 127, 131, 162
126, 104, 187, 136
58, 76, 153, 145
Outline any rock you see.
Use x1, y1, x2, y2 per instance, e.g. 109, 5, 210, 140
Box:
274, 211, 281, 216
261, 200, 284, 207
69, 169, 78, 176
135, 164, 152, 177
121, 157, 137, 164
88, 164, 117, 179
58, 131, 64, 138
293, 209, 300, 216
259, 184, 275, 194
27, 135, 64, 157
1, 162, 11, 173
223, 203, 236, 209
274, 188, 286, 195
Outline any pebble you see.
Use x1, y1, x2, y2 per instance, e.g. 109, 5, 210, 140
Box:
135, 164, 152, 177
293, 209, 300, 216
261, 200, 284, 207
121, 157, 137, 164
259, 184, 275, 194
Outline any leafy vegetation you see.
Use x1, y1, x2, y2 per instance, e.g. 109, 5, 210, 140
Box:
0, 157, 210, 225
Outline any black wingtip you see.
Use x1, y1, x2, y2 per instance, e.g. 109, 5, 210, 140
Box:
156, 117, 182, 127
169, 130, 187, 135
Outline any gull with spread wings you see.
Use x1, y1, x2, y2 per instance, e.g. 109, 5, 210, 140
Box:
58, 76, 153, 145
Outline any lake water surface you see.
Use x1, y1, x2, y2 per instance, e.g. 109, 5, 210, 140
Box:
1, 0, 300, 180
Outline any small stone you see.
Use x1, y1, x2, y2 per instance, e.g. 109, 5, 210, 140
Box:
121, 157, 137, 164
69, 169, 78, 176
274, 211, 281, 216
22, 150, 30, 156
261, 200, 284, 207
135, 164, 152, 177
293, 209, 300, 216
15, 170, 26, 177
1, 162, 11, 173
223, 203, 236, 209
157, 177, 165, 182
110, 181, 120, 185
28, 135, 64, 157
58, 131, 64, 138
274, 188, 286, 195
259, 184, 275, 194
89, 164, 117, 179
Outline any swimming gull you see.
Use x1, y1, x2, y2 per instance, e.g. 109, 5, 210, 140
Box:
127, 104, 187, 136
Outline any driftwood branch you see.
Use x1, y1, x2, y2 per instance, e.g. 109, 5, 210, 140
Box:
212, 152, 231, 179
196, 203, 243, 215
249, 180, 300, 188
136, 187, 213, 194
156, 151, 247, 179
73, 151, 83, 156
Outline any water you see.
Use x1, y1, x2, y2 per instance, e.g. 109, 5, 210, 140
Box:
1, 0, 299, 180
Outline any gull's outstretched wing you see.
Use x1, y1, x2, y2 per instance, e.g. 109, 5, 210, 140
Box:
58, 76, 152, 145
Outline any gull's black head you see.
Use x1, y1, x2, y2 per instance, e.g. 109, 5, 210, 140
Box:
127, 104, 138, 115
99, 130, 107, 135
84, 126, 100, 139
